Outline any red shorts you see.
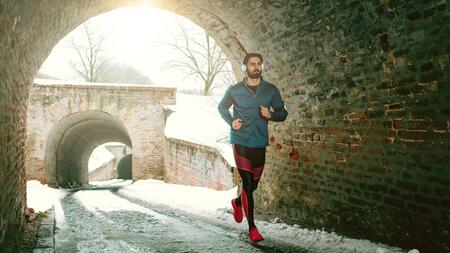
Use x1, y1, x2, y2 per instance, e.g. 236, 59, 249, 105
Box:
232, 144, 266, 180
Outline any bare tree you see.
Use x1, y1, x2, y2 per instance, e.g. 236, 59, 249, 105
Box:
164, 18, 235, 96
69, 22, 109, 82
99, 62, 153, 85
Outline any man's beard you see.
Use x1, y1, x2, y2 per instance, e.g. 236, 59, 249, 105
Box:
247, 70, 261, 79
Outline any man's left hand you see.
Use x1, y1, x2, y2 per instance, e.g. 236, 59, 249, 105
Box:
259, 106, 271, 119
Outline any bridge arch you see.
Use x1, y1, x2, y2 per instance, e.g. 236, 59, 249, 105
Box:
34, 0, 250, 82
1, 1, 448, 252
45, 111, 132, 187
26, 81, 174, 186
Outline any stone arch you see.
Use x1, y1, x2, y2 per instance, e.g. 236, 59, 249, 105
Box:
45, 111, 132, 187
1, 1, 449, 252
0, 1, 255, 250
26, 81, 173, 185
28, 1, 250, 85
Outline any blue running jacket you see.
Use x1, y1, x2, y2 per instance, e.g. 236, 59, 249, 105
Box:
218, 79, 288, 147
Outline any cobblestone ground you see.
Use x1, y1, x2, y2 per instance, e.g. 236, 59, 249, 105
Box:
54, 188, 308, 253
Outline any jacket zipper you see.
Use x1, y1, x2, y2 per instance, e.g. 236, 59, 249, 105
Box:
245, 84, 257, 98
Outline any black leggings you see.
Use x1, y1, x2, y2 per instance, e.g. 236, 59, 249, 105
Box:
233, 144, 266, 229
235, 169, 260, 229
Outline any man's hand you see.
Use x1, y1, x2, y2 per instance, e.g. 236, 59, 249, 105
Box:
232, 119, 242, 130
259, 106, 271, 119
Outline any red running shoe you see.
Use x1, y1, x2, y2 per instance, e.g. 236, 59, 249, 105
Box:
249, 227, 264, 243
231, 198, 243, 223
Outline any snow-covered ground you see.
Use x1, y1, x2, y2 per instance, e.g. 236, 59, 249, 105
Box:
27, 180, 416, 253
164, 93, 235, 166
27, 180, 66, 213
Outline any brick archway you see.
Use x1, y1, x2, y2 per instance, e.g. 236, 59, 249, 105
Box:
1, 2, 250, 248
44, 111, 132, 187
1, 1, 449, 252
26, 81, 176, 187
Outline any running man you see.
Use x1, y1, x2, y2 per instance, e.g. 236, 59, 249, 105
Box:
218, 53, 288, 243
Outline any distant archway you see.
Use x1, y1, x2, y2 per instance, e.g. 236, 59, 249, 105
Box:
44, 111, 132, 187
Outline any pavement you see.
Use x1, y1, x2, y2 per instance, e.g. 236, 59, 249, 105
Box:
33, 206, 55, 253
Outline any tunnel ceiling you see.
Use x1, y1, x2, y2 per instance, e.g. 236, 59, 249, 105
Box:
1, 1, 449, 252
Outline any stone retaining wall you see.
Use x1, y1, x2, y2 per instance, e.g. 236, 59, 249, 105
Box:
164, 138, 236, 191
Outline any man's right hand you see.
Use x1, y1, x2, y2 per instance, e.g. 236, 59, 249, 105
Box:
232, 119, 242, 130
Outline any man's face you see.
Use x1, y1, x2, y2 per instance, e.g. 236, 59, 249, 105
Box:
246, 57, 262, 79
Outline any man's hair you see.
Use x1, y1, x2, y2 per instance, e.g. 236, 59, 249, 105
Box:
243, 53, 263, 65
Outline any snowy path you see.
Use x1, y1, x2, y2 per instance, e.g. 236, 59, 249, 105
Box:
29, 180, 408, 253
54, 187, 308, 253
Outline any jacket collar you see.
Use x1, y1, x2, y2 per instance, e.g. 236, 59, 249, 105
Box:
240, 76, 265, 87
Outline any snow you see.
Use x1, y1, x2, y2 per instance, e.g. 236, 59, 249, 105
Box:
74, 190, 153, 216
26, 180, 66, 213
119, 179, 236, 215
27, 179, 412, 253
164, 93, 235, 167
90, 179, 133, 187
88, 144, 116, 172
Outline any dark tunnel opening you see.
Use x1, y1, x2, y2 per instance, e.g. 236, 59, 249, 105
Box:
45, 111, 132, 188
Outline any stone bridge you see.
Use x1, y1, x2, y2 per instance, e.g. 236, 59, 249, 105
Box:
25, 80, 175, 187
1, 1, 449, 252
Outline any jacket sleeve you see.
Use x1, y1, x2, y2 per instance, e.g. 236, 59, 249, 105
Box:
218, 86, 234, 126
270, 87, 288, 122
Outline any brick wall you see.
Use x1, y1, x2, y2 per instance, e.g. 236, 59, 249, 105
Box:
164, 138, 236, 191
1, 2, 33, 250
88, 159, 116, 182
25, 82, 175, 186
237, 1, 449, 252
1, 1, 449, 251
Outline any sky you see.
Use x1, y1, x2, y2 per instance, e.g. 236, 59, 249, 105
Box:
39, 5, 233, 94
